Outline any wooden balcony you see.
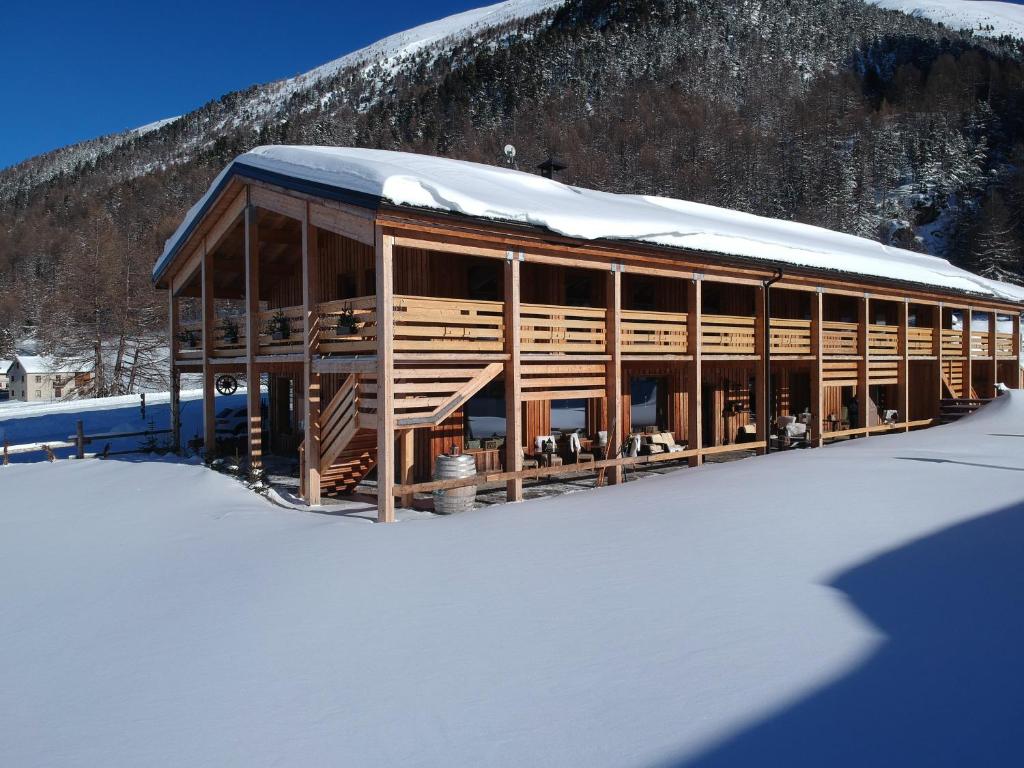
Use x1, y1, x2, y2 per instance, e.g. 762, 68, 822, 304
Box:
176, 321, 203, 361
212, 316, 247, 358
622, 309, 688, 356
907, 327, 934, 357
996, 332, 1015, 358
769, 319, 811, 356
822, 321, 858, 356
970, 330, 991, 358
702, 315, 755, 356
868, 324, 899, 356
941, 329, 965, 357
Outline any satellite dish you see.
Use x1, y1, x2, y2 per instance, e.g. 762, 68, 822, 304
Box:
503, 144, 517, 167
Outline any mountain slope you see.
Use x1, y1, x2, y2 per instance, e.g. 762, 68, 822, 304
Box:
872, 0, 1024, 38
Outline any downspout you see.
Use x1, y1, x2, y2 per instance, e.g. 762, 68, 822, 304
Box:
763, 268, 784, 454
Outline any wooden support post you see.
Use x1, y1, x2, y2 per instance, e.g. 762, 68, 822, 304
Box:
686, 277, 703, 466
989, 311, 998, 396
811, 289, 824, 447
375, 226, 396, 523
965, 307, 974, 398
302, 204, 321, 505
400, 429, 415, 509
754, 284, 768, 453
75, 420, 85, 460
244, 197, 262, 470
200, 241, 216, 454
935, 302, 944, 406
606, 265, 624, 483
857, 295, 870, 433
504, 253, 523, 501
1015, 313, 1023, 389
898, 299, 910, 432
169, 292, 181, 452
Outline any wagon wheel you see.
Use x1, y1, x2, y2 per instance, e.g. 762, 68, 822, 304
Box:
216, 375, 239, 396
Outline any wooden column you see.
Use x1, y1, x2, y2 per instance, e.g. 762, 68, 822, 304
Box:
200, 242, 216, 453
302, 204, 321, 504
810, 289, 824, 447
1015, 313, 1023, 389
686, 277, 703, 466
606, 266, 623, 484
857, 295, 870, 432
244, 198, 262, 470
754, 284, 768, 452
989, 311, 998, 396
375, 226, 396, 523
169, 292, 181, 452
965, 307, 974, 398
399, 429, 415, 508
934, 302, 944, 406
504, 253, 523, 501
898, 299, 909, 431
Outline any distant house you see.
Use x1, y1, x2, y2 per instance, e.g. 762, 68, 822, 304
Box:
6, 355, 90, 402
0, 360, 11, 400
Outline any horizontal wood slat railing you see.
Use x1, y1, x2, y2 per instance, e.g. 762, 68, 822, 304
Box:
621, 309, 688, 354
256, 305, 305, 356
995, 332, 1014, 357
395, 295, 505, 353
970, 330, 991, 357
521, 302, 606, 354
319, 296, 378, 355
769, 318, 811, 355
176, 321, 204, 359
392, 442, 768, 496
941, 329, 965, 356
868, 324, 899, 356
822, 321, 858, 356
702, 314, 756, 355
907, 327, 934, 357
211, 315, 247, 358
319, 374, 359, 469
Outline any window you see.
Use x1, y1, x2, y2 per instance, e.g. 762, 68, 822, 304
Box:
35, 390, 42, 398
551, 399, 586, 434
54, 389, 62, 398
630, 280, 656, 311
630, 378, 661, 430
468, 263, 500, 301
35, 375, 42, 383
465, 380, 506, 441
565, 270, 595, 307
336, 273, 358, 299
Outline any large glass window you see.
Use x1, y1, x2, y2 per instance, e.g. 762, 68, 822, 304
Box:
465, 380, 506, 440
551, 398, 586, 434
630, 378, 660, 430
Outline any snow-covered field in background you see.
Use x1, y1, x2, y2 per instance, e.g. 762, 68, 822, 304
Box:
3, 394, 1024, 766
873, 0, 1024, 38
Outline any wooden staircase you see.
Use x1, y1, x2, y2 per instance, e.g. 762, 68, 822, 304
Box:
309, 362, 503, 498
939, 397, 990, 424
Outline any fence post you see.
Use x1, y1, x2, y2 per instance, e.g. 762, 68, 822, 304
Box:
140, 393, 146, 420
2, 439, 8, 466
76, 420, 86, 460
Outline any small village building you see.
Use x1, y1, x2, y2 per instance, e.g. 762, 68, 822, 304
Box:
6, 355, 90, 402
153, 146, 1024, 522
0, 360, 11, 399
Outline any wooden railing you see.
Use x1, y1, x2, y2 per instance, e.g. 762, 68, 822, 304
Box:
176, 321, 203, 360
702, 315, 755, 355
970, 330, 991, 358
319, 296, 377, 354
907, 327, 934, 357
769, 318, 811, 356
211, 315, 247, 358
822, 321, 858, 356
256, 305, 305, 356
320, 374, 359, 469
942, 329, 965, 356
868, 324, 899, 356
521, 302, 605, 354
996, 332, 1015, 358
621, 309, 687, 355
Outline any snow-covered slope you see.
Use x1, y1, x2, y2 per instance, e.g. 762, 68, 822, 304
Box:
872, 0, 1024, 38
157, 146, 1024, 302
2, 394, 1023, 765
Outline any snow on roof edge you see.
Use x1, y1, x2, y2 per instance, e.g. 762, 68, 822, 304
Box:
154, 146, 1024, 305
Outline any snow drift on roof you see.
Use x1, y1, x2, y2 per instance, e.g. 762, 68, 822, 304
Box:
156, 146, 1024, 303
14, 355, 86, 375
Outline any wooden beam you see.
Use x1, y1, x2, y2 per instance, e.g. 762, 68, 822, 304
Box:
934, 302, 944, 406
754, 284, 768, 452
244, 195, 263, 470
201, 243, 216, 453
504, 254, 523, 501
400, 429, 415, 509
965, 307, 974, 398
375, 226, 396, 523
250, 184, 306, 222
857, 295, 870, 433
898, 299, 910, 432
811, 289, 824, 447
687, 278, 703, 466
310, 201, 375, 246
169, 292, 182, 452
302, 204, 321, 505
606, 266, 623, 484
1015, 313, 1023, 389
989, 311, 998, 396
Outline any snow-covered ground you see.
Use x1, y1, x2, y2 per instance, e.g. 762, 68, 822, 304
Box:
873, 0, 1024, 38
2, 395, 1024, 766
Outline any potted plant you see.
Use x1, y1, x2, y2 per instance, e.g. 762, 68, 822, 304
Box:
335, 305, 357, 336
177, 328, 199, 348
220, 317, 239, 345
265, 310, 291, 340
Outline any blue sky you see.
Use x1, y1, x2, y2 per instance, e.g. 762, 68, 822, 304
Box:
0, 0, 490, 170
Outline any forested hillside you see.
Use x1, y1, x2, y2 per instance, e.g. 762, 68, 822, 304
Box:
2, 0, 1024, 393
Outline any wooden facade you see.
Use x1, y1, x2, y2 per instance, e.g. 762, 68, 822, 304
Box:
157, 173, 1024, 522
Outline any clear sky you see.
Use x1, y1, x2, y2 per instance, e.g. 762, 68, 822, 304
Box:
0, 0, 492, 170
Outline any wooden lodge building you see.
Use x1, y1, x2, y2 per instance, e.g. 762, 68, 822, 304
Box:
153, 147, 1024, 522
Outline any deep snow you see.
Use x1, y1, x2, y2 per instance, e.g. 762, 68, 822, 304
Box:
2, 394, 1024, 765
156, 146, 1024, 304
873, 0, 1024, 39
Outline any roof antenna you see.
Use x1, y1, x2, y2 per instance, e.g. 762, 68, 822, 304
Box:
537, 155, 567, 180
503, 144, 517, 169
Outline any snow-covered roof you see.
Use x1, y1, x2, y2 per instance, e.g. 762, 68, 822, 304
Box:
13, 355, 86, 375
155, 146, 1024, 304
0, 360, 12, 375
